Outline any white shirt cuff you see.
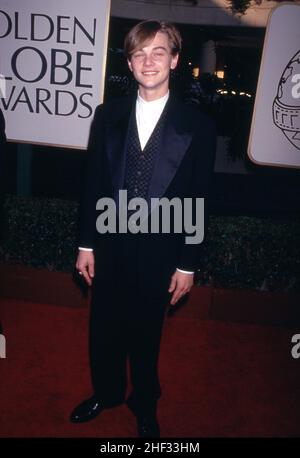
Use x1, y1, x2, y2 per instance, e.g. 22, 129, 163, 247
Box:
176, 268, 194, 274
78, 247, 93, 251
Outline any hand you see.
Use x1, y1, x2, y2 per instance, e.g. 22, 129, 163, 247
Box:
76, 250, 95, 286
168, 270, 194, 306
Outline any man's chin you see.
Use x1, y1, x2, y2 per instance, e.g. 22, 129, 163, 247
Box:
138, 80, 167, 92
139, 80, 159, 88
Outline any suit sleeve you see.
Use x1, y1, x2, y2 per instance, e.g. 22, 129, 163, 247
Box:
78, 104, 105, 249
177, 116, 217, 272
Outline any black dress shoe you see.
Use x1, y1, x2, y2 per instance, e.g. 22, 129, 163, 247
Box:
70, 396, 103, 423
137, 415, 160, 438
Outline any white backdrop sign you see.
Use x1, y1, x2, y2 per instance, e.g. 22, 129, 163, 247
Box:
248, 3, 300, 168
0, 0, 111, 149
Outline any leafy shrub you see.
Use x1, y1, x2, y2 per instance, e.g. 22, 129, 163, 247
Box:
1, 195, 299, 292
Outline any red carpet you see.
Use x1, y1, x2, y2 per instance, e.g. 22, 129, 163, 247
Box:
0, 298, 300, 437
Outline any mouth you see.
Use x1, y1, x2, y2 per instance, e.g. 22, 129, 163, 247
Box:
142, 71, 159, 76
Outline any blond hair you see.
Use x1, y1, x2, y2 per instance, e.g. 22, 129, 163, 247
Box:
124, 20, 182, 59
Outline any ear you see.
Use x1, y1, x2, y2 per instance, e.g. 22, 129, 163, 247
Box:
127, 59, 133, 72
170, 53, 179, 70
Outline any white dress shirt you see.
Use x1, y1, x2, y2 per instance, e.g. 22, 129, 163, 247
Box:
136, 90, 169, 150
79, 91, 193, 275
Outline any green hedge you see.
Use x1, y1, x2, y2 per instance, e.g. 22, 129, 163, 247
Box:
198, 216, 300, 292
0, 195, 78, 272
1, 195, 299, 292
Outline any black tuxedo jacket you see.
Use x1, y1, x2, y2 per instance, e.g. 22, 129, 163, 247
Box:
79, 93, 216, 295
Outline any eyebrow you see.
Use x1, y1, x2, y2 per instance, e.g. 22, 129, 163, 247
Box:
152, 46, 168, 52
134, 46, 168, 53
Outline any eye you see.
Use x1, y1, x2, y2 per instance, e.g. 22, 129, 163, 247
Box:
133, 53, 144, 60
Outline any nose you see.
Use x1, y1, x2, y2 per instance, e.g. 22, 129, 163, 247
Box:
143, 54, 154, 66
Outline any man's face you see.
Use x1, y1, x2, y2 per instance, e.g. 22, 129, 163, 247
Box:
127, 31, 179, 98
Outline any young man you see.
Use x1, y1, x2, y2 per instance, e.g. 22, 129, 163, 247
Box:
70, 20, 216, 437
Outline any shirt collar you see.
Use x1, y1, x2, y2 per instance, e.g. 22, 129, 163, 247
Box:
137, 90, 170, 110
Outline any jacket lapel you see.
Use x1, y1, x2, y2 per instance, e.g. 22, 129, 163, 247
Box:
146, 95, 193, 205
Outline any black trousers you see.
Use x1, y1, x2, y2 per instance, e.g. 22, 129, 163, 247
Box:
89, 234, 170, 415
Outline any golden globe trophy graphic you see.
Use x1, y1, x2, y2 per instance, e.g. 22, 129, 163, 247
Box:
273, 50, 300, 151
248, 3, 300, 169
